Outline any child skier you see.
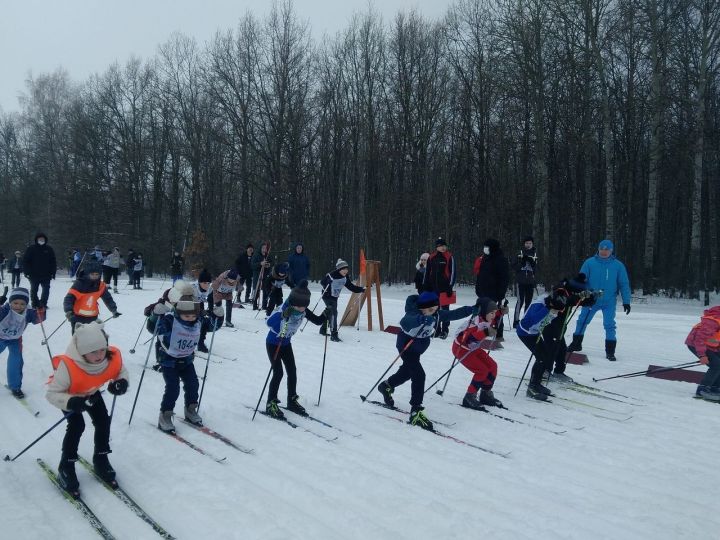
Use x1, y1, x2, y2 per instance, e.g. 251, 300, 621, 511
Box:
132, 254, 144, 289
64, 261, 120, 333
46, 321, 130, 496
452, 297, 504, 409
264, 280, 329, 419
211, 269, 240, 328
516, 289, 572, 400
152, 295, 223, 433
263, 263, 290, 317
320, 259, 365, 342
377, 291, 476, 430
685, 306, 720, 401
0, 287, 44, 398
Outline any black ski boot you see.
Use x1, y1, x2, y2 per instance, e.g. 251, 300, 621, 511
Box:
58, 455, 80, 497
605, 340, 617, 361
93, 452, 117, 487
266, 399, 285, 420
409, 407, 434, 431
479, 389, 503, 408
377, 381, 395, 407
526, 382, 551, 401
319, 323, 328, 336
567, 334, 584, 352
461, 392, 486, 410
286, 395, 308, 416
330, 332, 342, 342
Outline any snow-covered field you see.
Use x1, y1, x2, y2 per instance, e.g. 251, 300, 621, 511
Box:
1, 277, 718, 540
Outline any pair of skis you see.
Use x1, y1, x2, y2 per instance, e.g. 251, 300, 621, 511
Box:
37, 457, 175, 539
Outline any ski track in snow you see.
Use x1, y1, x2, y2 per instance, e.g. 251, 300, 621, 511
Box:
1, 278, 718, 539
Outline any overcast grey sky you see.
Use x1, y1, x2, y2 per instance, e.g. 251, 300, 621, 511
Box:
0, 0, 451, 113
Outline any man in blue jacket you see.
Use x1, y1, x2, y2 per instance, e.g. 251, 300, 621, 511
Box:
567, 240, 631, 361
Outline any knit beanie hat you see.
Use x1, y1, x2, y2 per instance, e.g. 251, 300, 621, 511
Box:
566, 273, 588, 293
226, 269, 239, 280
168, 280, 195, 304
175, 295, 200, 316
475, 297, 498, 318
198, 269, 212, 283
84, 261, 102, 275
545, 289, 568, 311
435, 237, 447, 247
598, 239, 614, 252
73, 321, 109, 355
8, 287, 30, 304
274, 263, 289, 276
417, 291, 440, 309
336, 259, 349, 271
288, 280, 312, 308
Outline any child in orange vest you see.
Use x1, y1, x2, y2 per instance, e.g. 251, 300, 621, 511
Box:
685, 305, 720, 401
46, 321, 130, 497
63, 261, 120, 333
452, 297, 504, 409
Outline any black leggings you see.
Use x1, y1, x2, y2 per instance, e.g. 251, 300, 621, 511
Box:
62, 394, 111, 459
387, 349, 425, 408
102, 267, 118, 287
519, 334, 568, 383
266, 343, 297, 402
514, 284, 535, 323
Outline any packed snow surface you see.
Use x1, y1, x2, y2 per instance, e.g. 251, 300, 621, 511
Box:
1, 278, 717, 539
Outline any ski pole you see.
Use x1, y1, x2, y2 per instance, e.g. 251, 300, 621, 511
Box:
592, 361, 702, 382
38, 319, 55, 362
197, 319, 219, 412
128, 323, 161, 426
109, 394, 117, 424
251, 320, 287, 421
129, 316, 149, 354
4, 412, 72, 462
360, 337, 418, 402
40, 319, 67, 346
316, 329, 330, 406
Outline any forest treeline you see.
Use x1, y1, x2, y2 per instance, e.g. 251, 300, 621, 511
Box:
0, 0, 718, 295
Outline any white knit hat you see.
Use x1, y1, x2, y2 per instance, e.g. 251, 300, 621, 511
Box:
73, 321, 109, 355
335, 259, 349, 271
168, 280, 195, 304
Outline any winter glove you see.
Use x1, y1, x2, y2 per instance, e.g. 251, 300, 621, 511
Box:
699, 356, 709, 365
112, 311, 121, 318
487, 326, 498, 338
623, 304, 631, 315
153, 303, 170, 315
65, 311, 74, 321
213, 306, 224, 318
107, 379, 129, 396
66, 391, 101, 413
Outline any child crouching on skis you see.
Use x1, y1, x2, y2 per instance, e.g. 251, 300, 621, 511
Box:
685, 305, 720, 402
264, 280, 330, 419
452, 297, 504, 409
46, 321, 129, 496
0, 287, 45, 398
377, 291, 476, 431
153, 295, 223, 433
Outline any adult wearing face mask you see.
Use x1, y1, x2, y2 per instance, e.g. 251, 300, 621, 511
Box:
423, 238, 456, 339
22, 232, 57, 309
473, 238, 510, 341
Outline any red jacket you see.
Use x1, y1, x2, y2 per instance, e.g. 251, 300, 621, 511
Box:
685, 306, 720, 357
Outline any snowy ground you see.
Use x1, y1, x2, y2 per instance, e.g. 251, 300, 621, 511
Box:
1, 277, 718, 540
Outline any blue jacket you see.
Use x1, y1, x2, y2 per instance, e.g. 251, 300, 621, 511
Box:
266, 300, 325, 346
0, 304, 43, 341
579, 254, 631, 307
396, 295, 473, 355
516, 298, 558, 337
287, 244, 310, 285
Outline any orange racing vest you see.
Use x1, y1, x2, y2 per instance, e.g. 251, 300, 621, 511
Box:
69, 282, 107, 317
50, 346, 123, 395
